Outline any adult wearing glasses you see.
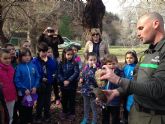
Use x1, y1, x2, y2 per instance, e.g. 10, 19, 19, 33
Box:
38, 27, 64, 61
84, 28, 110, 67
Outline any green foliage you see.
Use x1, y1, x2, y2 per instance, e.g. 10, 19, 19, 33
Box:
59, 15, 73, 38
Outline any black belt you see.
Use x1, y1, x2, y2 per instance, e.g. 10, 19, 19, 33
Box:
135, 103, 165, 115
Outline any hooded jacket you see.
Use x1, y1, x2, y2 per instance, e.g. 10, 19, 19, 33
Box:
0, 63, 17, 102
14, 61, 40, 96
123, 63, 136, 111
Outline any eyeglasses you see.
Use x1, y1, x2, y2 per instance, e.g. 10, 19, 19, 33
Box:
47, 29, 54, 33
92, 33, 99, 36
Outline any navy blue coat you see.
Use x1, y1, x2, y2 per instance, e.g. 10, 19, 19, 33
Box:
58, 60, 79, 90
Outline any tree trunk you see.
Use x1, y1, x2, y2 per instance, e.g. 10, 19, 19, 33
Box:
0, 4, 8, 46
82, 0, 105, 42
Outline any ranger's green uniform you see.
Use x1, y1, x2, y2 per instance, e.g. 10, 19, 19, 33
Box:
118, 39, 165, 124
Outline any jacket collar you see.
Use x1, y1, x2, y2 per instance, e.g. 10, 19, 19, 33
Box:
154, 39, 165, 51
0, 63, 11, 71
145, 39, 165, 54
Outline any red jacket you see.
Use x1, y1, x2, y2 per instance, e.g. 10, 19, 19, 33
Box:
0, 63, 16, 102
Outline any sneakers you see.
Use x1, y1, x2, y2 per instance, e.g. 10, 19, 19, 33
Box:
80, 118, 88, 124
91, 121, 97, 124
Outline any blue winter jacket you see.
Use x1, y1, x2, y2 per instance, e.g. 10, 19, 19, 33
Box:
123, 63, 136, 111
123, 63, 136, 80
14, 61, 40, 96
104, 68, 123, 106
58, 60, 79, 89
32, 57, 57, 84
81, 64, 98, 96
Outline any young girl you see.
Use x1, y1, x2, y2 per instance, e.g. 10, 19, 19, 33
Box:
71, 45, 82, 70
0, 48, 17, 124
122, 50, 138, 124
14, 48, 40, 124
100, 54, 123, 124
32, 42, 57, 123
58, 47, 79, 120
80, 52, 98, 124
4, 43, 17, 68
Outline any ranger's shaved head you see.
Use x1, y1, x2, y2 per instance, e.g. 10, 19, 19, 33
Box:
137, 12, 165, 44
140, 12, 164, 31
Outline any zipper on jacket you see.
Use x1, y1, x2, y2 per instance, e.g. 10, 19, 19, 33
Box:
26, 64, 32, 90
126, 65, 131, 77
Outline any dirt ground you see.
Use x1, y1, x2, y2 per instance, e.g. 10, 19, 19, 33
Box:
33, 92, 103, 124
32, 88, 125, 124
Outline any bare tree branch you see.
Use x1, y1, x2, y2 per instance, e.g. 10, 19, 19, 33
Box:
2, 1, 17, 22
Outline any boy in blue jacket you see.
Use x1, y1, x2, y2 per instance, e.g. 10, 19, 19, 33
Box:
101, 54, 123, 124
32, 42, 57, 123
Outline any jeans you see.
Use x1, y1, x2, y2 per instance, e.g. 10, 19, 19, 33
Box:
102, 105, 120, 124
61, 89, 76, 115
20, 105, 33, 124
83, 95, 97, 123
36, 84, 52, 119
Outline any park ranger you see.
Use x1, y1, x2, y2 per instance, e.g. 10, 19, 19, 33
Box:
99, 12, 165, 124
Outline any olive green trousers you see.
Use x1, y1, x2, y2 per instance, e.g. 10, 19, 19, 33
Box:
129, 105, 165, 124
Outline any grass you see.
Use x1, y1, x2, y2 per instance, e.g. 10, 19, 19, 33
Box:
59, 45, 148, 62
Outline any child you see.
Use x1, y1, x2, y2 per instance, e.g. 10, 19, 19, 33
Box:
122, 50, 138, 124
0, 48, 17, 124
4, 43, 19, 124
58, 47, 79, 120
4, 43, 17, 68
20, 40, 32, 51
47, 47, 54, 59
71, 45, 82, 70
32, 42, 57, 123
101, 54, 123, 124
14, 48, 40, 124
47, 47, 61, 106
80, 52, 98, 124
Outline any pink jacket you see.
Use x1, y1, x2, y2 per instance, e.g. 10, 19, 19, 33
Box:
0, 63, 17, 102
